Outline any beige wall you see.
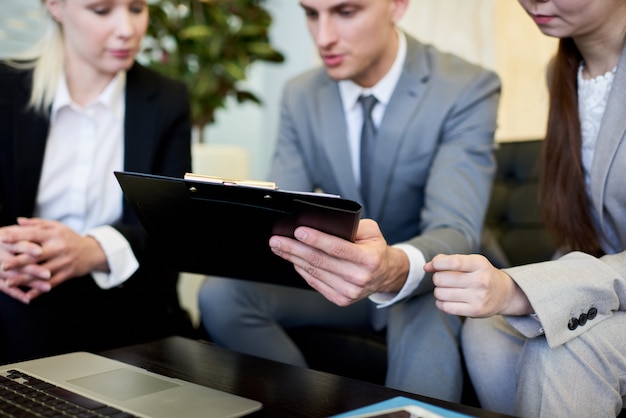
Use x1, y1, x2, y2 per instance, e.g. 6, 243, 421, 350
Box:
400, 0, 558, 141
493, 1, 558, 141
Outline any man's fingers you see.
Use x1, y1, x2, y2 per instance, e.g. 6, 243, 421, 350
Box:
271, 234, 349, 278
293, 226, 360, 263
294, 265, 355, 306
271, 235, 368, 305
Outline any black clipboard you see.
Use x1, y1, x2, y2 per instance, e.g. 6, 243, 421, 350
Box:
114, 171, 362, 288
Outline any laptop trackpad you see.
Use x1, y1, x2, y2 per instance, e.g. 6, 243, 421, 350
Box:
68, 368, 179, 401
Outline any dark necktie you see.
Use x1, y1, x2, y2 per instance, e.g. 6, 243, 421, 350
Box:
359, 94, 378, 210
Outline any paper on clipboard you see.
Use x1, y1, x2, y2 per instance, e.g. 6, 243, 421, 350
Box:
184, 172, 340, 198
183, 172, 278, 190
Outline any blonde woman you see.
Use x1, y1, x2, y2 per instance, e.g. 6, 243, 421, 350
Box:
0, 0, 192, 363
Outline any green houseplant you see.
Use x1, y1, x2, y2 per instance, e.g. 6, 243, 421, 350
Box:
142, 0, 285, 142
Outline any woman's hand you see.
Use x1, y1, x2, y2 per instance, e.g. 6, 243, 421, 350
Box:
424, 253, 533, 317
0, 225, 51, 303
0, 218, 108, 303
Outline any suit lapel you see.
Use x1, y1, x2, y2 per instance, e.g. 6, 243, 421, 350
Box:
367, 38, 430, 219
18, 117, 49, 216
14, 73, 49, 216
8, 65, 159, 218
590, 43, 626, 225
318, 79, 362, 203
124, 64, 158, 173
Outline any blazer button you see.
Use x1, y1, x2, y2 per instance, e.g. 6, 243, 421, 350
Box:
578, 313, 588, 326
588, 307, 598, 320
568, 317, 579, 330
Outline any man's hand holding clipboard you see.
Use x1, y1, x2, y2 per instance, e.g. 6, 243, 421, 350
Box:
115, 171, 362, 289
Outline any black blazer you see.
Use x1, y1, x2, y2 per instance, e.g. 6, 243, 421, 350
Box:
0, 62, 192, 363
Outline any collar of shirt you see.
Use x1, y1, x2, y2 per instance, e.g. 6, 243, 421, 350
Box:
338, 30, 408, 118
50, 71, 126, 123
338, 31, 407, 186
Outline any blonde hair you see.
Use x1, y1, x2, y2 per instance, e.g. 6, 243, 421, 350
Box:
7, 1, 65, 114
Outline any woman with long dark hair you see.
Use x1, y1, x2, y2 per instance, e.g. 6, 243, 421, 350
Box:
425, 0, 626, 416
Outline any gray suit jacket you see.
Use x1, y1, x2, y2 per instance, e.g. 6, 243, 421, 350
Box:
269, 35, 501, 295
506, 44, 626, 350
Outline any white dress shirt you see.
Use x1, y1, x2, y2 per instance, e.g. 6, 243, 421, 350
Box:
34, 72, 139, 289
338, 32, 426, 307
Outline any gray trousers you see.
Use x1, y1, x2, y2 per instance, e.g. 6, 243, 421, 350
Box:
198, 276, 463, 402
463, 314, 626, 417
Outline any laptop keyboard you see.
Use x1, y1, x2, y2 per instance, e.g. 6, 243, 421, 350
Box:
0, 369, 138, 417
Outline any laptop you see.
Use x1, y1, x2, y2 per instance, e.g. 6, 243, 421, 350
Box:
0, 351, 262, 417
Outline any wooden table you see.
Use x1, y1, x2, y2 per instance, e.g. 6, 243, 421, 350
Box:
101, 336, 512, 418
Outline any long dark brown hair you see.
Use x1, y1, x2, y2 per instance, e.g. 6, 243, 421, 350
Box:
540, 38, 602, 255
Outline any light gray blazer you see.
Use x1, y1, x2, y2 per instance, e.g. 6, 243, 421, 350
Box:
269, 34, 501, 295
506, 44, 626, 349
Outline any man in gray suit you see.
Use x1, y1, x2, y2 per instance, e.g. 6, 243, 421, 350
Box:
199, 0, 500, 402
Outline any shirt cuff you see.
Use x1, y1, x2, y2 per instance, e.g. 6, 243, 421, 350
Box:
87, 225, 139, 289
368, 243, 425, 308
